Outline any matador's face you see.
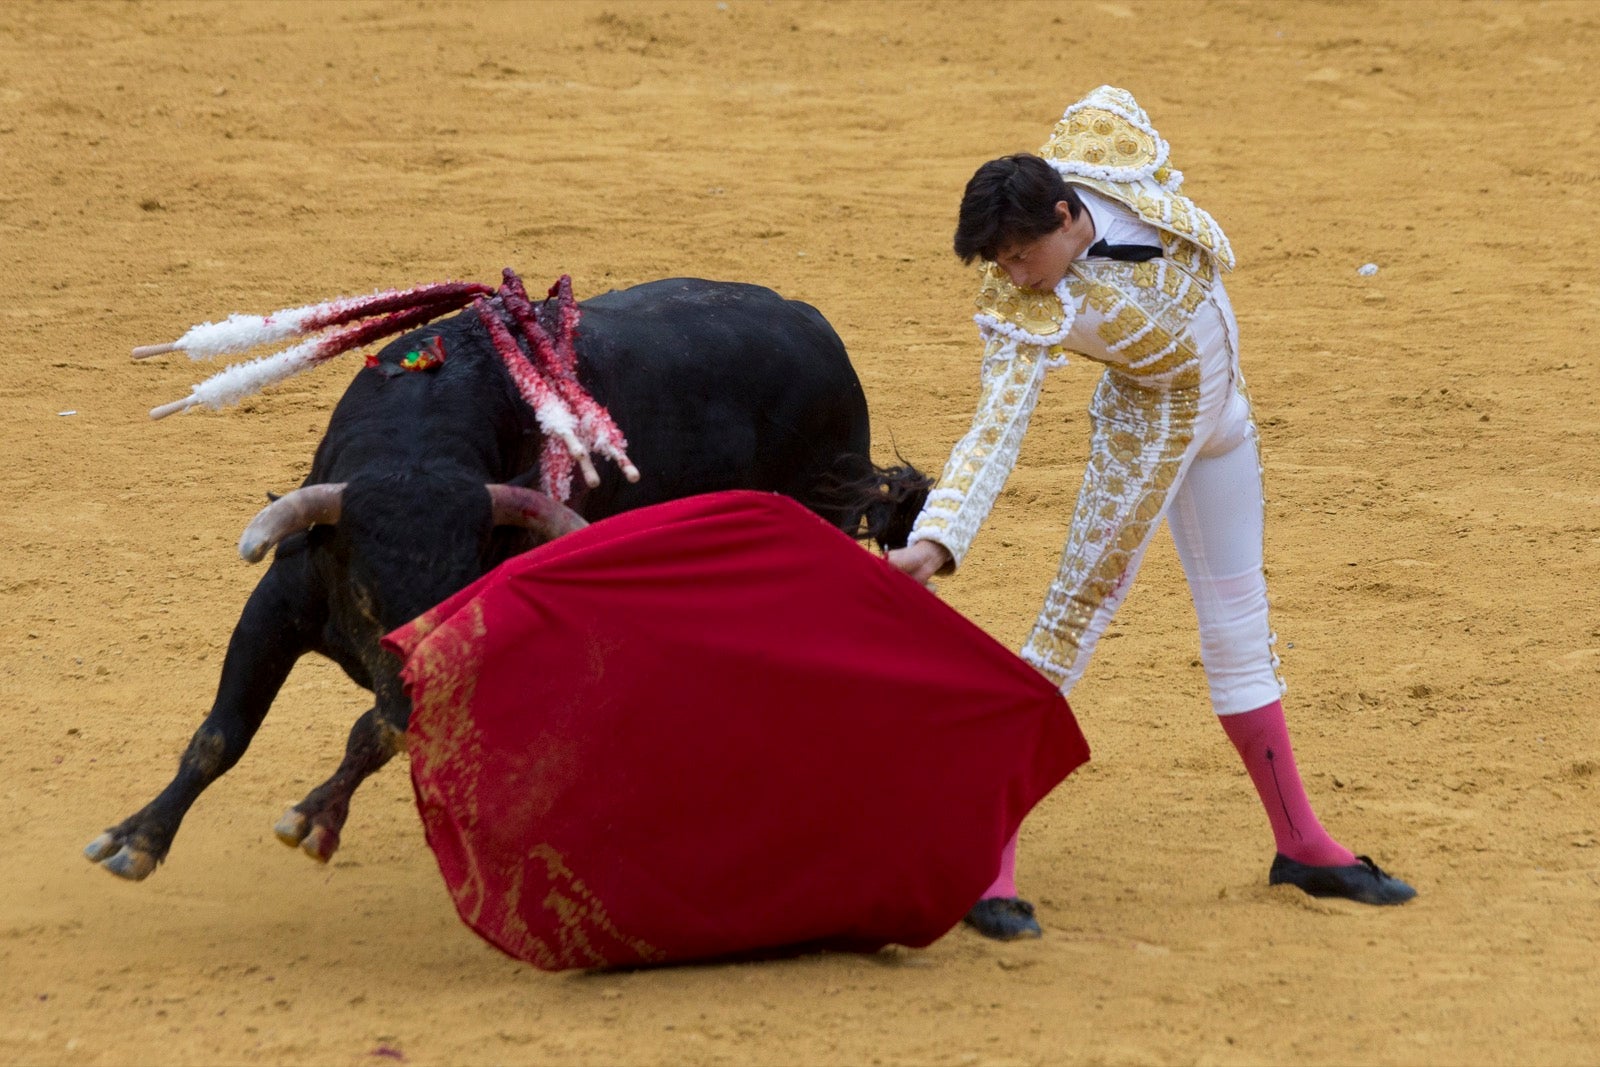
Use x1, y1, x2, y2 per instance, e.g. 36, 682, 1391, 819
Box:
994, 200, 1088, 292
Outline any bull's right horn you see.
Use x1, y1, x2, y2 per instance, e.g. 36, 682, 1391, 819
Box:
487, 485, 589, 541
239, 482, 347, 563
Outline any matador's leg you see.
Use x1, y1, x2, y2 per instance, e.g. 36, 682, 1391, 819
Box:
970, 378, 1201, 926
1019, 378, 1200, 691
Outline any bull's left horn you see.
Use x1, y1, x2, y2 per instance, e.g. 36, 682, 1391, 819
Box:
239, 482, 347, 563
487, 485, 589, 541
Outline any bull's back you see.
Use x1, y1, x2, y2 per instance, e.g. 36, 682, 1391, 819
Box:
571, 279, 871, 518
312, 307, 535, 486
311, 278, 871, 522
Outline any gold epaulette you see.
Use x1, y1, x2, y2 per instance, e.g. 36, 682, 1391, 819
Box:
1038, 85, 1235, 272
974, 263, 1070, 340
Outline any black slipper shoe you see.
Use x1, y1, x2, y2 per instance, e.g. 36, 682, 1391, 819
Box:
962, 897, 1043, 940
1269, 853, 1417, 905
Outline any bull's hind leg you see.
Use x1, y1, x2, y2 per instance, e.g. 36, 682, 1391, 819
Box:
273, 706, 403, 863
84, 563, 316, 880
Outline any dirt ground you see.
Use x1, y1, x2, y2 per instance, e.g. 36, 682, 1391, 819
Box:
2, 1, 1597, 1064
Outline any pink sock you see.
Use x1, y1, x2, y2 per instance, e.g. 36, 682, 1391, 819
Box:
980, 829, 1020, 899
1219, 700, 1356, 867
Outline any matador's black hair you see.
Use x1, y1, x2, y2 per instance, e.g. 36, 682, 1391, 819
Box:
953, 153, 1083, 265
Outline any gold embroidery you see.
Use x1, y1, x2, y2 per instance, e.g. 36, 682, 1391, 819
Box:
1179, 282, 1207, 315
1042, 104, 1160, 172
1031, 86, 1236, 273
975, 263, 1066, 336
1168, 196, 1193, 231
1098, 306, 1149, 348
1108, 430, 1142, 455
1083, 280, 1123, 315
1071, 179, 1232, 274
1160, 265, 1186, 298
910, 331, 1054, 564
1115, 325, 1179, 365
1021, 376, 1197, 683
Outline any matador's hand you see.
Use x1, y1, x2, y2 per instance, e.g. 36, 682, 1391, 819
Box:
886, 540, 951, 586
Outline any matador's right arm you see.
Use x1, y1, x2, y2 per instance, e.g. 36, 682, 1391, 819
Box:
905, 337, 1054, 574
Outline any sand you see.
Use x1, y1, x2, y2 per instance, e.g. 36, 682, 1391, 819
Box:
2, 2, 1597, 1064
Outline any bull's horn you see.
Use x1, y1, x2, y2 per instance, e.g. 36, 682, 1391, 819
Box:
487, 485, 589, 540
239, 482, 347, 563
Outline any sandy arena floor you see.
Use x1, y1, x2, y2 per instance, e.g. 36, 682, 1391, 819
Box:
2, 2, 1598, 1064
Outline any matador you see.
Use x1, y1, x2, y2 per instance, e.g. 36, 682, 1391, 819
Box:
889, 85, 1416, 940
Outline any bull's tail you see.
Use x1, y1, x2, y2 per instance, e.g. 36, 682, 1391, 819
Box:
811, 453, 933, 553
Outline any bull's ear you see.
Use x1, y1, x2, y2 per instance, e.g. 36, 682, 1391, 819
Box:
239, 483, 346, 563
486, 485, 588, 541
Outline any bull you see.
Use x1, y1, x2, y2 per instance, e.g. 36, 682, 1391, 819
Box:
86, 274, 928, 880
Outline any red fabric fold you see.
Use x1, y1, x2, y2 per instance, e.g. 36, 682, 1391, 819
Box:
384, 490, 1088, 970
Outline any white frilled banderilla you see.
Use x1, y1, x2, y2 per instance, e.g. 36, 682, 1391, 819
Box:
135, 269, 639, 501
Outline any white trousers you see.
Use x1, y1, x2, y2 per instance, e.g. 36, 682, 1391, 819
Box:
1024, 288, 1285, 715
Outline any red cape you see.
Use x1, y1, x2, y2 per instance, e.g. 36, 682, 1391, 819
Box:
384, 490, 1088, 970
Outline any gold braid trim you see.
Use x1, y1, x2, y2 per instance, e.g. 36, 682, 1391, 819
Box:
1021, 377, 1199, 684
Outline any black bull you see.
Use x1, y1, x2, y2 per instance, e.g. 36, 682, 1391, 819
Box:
87, 278, 930, 880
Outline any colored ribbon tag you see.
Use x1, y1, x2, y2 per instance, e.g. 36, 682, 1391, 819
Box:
399, 335, 447, 371
366, 335, 447, 375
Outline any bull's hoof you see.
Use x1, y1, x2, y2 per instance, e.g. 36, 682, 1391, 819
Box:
83, 831, 119, 862
273, 807, 311, 848
83, 834, 158, 881
273, 807, 340, 863
300, 825, 339, 864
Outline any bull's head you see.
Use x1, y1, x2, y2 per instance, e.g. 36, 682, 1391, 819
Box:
236, 476, 592, 733
238, 482, 587, 564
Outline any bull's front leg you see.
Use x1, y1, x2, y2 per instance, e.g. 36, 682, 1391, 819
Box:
272, 705, 405, 863
84, 563, 317, 880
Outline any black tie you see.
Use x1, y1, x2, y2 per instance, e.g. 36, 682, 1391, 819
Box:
1088, 239, 1162, 262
